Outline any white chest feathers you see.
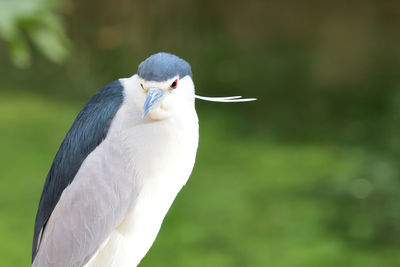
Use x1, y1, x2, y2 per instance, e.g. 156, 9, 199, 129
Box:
85, 78, 199, 267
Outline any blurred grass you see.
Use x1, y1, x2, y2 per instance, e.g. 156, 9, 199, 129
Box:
1, 92, 399, 266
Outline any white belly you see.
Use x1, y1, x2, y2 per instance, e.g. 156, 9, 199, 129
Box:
85, 179, 182, 267
86, 104, 198, 266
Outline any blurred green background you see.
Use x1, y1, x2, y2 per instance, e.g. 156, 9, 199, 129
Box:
1, 0, 400, 266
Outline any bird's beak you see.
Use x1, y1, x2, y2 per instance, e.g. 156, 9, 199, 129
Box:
142, 87, 166, 118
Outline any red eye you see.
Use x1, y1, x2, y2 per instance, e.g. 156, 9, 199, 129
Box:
170, 79, 178, 89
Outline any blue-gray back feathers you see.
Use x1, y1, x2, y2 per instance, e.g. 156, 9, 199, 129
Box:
138, 52, 192, 82
32, 80, 124, 262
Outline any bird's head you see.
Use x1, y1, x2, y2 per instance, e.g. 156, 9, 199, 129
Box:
136, 52, 256, 121
137, 52, 194, 121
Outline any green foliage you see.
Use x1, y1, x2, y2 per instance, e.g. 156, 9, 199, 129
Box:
0, 0, 70, 67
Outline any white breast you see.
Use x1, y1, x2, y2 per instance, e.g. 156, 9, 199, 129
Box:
85, 76, 199, 267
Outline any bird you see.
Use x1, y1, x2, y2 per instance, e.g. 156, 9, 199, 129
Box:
32, 52, 255, 267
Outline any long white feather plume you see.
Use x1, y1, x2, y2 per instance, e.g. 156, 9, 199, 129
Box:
195, 95, 257, 102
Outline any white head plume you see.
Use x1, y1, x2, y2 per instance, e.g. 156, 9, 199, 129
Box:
195, 95, 257, 102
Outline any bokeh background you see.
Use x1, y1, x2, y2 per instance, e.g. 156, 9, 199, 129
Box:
1, 0, 400, 266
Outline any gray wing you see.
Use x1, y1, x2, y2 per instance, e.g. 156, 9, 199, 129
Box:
32, 80, 124, 263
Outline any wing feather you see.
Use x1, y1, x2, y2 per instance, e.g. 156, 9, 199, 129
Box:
32, 80, 124, 262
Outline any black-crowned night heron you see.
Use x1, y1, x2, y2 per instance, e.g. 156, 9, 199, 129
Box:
32, 52, 255, 266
